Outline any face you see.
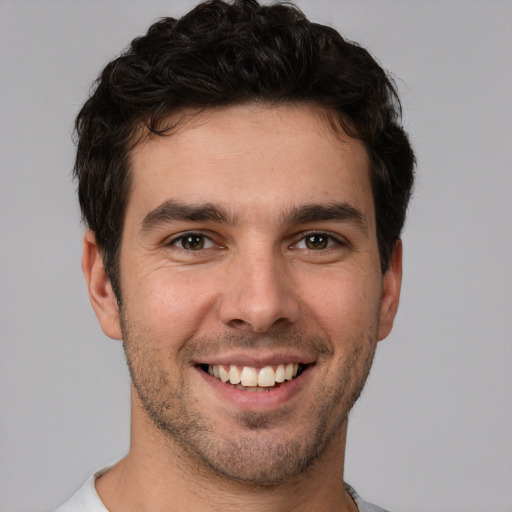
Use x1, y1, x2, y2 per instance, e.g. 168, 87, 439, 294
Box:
85, 104, 401, 485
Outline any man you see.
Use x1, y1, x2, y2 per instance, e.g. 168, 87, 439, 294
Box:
58, 0, 414, 510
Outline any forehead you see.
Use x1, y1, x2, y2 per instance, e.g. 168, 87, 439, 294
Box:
128, 104, 373, 224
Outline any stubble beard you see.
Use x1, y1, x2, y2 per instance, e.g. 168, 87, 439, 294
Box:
120, 312, 377, 487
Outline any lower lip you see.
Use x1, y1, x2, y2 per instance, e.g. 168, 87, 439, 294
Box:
196, 366, 310, 411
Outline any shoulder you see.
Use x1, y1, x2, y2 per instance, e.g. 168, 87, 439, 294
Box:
55, 467, 111, 512
345, 483, 392, 512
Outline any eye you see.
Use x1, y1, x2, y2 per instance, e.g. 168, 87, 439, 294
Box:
170, 233, 215, 251
295, 233, 340, 250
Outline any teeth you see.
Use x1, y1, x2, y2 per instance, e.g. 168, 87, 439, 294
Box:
257, 366, 276, 387
219, 365, 229, 382
228, 365, 241, 385
240, 366, 258, 386
207, 363, 303, 388
275, 364, 285, 383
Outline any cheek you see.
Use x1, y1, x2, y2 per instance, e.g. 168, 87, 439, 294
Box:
125, 268, 219, 345
305, 272, 382, 340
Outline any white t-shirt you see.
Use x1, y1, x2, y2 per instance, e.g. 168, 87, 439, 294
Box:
56, 466, 110, 512
56, 466, 390, 512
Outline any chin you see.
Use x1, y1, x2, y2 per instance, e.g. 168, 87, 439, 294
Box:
187, 431, 330, 486
151, 404, 347, 487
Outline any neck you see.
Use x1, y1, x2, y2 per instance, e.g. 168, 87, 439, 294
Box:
96, 392, 357, 512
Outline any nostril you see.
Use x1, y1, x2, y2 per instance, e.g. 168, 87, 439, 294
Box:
217, 282, 301, 333
227, 319, 249, 328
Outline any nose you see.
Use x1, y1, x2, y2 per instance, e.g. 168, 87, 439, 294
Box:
217, 246, 300, 333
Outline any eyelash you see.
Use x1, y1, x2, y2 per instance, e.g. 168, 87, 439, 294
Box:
168, 232, 217, 251
168, 231, 345, 251
292, 232, 345, 251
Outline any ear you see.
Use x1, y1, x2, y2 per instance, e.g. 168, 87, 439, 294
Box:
377, 240, 403, 341
82, 230, 122, 340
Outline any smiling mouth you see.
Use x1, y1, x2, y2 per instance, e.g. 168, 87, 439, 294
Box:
199, 363, 307, 392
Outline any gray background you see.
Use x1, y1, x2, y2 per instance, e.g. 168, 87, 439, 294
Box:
1, 1, 511, 511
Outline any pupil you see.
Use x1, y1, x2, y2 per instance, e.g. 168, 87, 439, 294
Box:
306, 235, 328, 250
184, 235, 204, 250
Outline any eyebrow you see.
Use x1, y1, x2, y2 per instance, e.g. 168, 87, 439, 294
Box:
140, 200, 235, 232
139, 199, 367, 233
285, 202, 367, 232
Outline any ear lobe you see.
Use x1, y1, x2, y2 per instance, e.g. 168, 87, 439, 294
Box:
377, 240, 403, 342
82, 231, 122, 340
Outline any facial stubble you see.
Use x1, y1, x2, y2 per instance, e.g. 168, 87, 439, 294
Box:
121, 314, 377, 487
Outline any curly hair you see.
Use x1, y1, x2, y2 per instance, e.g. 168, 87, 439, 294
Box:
74, 0, 415, 298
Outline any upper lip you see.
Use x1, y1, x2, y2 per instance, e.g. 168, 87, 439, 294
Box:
193, 350, 316, 367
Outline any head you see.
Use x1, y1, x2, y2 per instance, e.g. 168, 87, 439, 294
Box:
77, 0, 415, 488
74, 0, 414, 301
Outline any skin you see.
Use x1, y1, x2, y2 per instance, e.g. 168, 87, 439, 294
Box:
82, 104, 402, 512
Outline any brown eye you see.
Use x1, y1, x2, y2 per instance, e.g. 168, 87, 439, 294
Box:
304, 234, 329, 250
173, 234, 212, 250
182, 234, 204, 250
